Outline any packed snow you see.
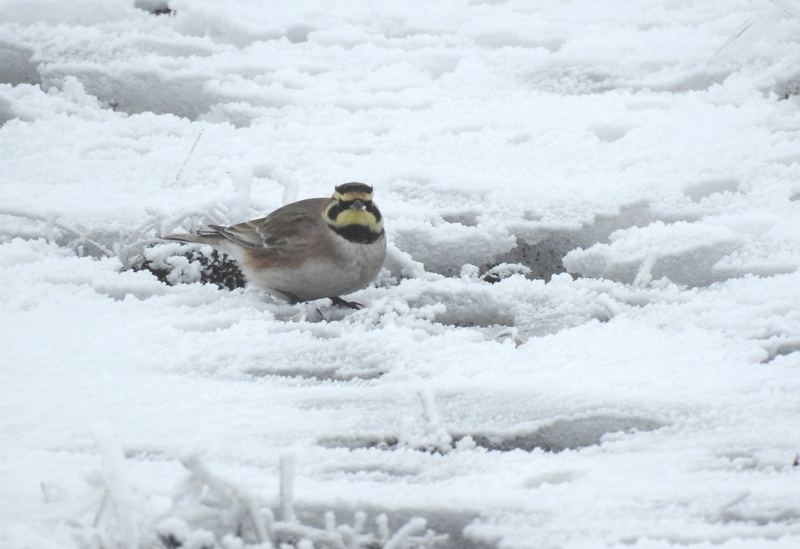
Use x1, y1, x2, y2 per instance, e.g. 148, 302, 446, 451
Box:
2, 0, 800, 547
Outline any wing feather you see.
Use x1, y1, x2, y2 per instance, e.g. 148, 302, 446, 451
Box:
214, 198, 328, 264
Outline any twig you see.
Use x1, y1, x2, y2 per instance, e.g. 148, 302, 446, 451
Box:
93, 489, 109, 527
417, 385, 453, 452
376, 513, 390, 544
384, 518, 427, 549
711, 4, 800, 62
181, 454, 270, 544
325, 510, 336, 532
175, 129, 205, 184
271, 522, 347, 549
710, 13, 762, 61
94, 425, 139, 549
0, 207, 114, 257
418, 386, 441, 435
280, 452, 295, 522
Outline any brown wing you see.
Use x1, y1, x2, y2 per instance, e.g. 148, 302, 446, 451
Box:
211, 198, 328, 266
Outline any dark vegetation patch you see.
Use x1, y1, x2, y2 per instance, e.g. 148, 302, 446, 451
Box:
133, 248, 247, 291
135, 0, 175, 16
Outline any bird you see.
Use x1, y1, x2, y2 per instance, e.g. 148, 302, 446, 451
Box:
162, 182, 386, 308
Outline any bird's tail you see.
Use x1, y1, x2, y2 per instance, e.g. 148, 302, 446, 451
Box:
161, 229, 224, 246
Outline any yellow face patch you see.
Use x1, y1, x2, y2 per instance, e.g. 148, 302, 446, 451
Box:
334, 208, 380, 228
323, 197, 384, 234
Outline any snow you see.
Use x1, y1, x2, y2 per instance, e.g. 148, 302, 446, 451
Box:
2, 0, 800, 547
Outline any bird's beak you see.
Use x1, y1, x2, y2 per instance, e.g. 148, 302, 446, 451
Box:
350, 199, 366, 210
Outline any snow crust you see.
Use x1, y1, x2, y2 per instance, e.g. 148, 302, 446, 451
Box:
3, 0, 800, 547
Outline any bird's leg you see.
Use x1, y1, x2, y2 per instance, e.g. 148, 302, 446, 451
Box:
329, 297, 363, 309
273, 289, 302, 304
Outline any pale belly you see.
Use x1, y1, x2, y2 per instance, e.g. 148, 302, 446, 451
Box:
234, 236, 386, 302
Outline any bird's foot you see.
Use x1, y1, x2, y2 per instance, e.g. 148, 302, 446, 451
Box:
273, 289, 302, 304
329, 297, 363, 309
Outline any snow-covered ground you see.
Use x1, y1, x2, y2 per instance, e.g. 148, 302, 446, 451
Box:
3, 0, 800, 547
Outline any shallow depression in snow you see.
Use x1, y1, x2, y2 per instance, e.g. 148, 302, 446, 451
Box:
318, 415, 665, 454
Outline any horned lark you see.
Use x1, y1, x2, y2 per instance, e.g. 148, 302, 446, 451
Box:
162, 182, 386, 308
